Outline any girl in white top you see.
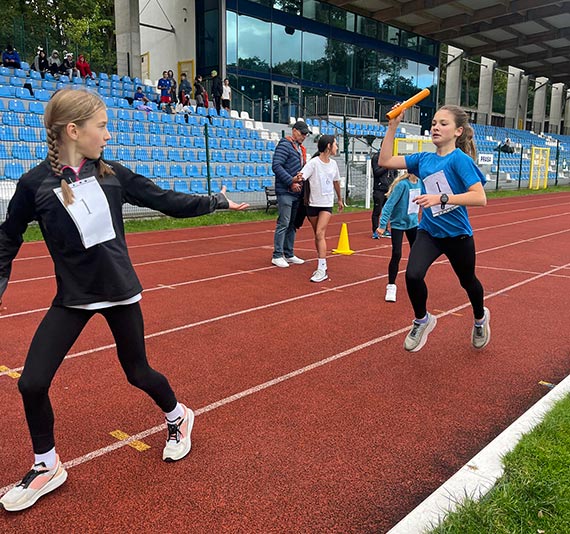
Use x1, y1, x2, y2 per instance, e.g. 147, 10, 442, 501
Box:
221, 79, 232, 111
300, 135, 344, 282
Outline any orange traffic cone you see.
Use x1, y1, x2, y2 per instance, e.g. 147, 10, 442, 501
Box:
332, 223, 354, 255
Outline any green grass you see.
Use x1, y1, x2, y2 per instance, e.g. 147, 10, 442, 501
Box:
429, 393, 570, 534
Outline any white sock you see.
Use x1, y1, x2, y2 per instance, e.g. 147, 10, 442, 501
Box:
165, 402, 185, 422
35, 447, 57, 469
318, 258, 327, 271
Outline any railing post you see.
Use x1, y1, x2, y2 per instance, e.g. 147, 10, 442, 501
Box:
204, 122, 211, 194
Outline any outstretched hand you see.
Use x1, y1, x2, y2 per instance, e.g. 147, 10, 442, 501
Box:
220, 186, 249, 211
388, 104, 404, 128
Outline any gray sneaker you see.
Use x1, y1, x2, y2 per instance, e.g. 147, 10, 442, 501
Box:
472, 307, 491, 349
404, 313, 437, 352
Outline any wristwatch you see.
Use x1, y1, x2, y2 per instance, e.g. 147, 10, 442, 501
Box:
440, 193, 449, 210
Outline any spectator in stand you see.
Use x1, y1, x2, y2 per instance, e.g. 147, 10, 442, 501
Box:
62, 52, 79, 78
157, 70, 172, 109
133, 86, 149, 104
211, 70, 223, 114
2, 44, 21, 69
221, 78, 232, 112
76, 54, 94, 79
178, 72, 192, 106
194, 74, 205, 108
33, 47, 49, 78
167, 70, 177, 104
48, 50, 62, 76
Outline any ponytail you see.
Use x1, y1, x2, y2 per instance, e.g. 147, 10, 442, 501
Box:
438, 105, 477, 160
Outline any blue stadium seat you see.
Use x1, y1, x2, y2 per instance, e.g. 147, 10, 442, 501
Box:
185, 165, 200, 178
0, 126, 17, 141
29, 101, 45, 115
215, 165, 228, 178
153, 164, 167, 178
249, 179, 263, 192
211, 150, 224, 162
149, 123, 161, 135
3, 112, 20, 126
229, 165, 241, 177
190, 180, 208, 194
0, 145, 10, 159
155, 179, 170, 189
4, 162, 25, 180
210, 179, 221, 193
255, 165, 269, 177
238, 152, 249, 163
134, 148, 151, 161
116, 133, 131, 145
151, 148, 166, 161
183, 150, 198, 162
165, 135, 178, 147
244, 165, 256, 177
174, 179, 190, 193
12, 145, 33, 159
163, 123, 176, 136
116, 147, 132, 160
225, 151, 237, 163
0, 86, 11, 98
262, 178, 273, 188
221, 179, 236, 192
168, 150, 183, 162
18, 127, 39, 142
149, 134, 162, 146
179, 137, 193, 148
35, 145, 48, 159
8, 100, 26, 113
170, 165, 184, 178
135, 163, 151, 176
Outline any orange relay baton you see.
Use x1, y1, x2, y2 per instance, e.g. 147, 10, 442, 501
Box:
386, 88, 431, 120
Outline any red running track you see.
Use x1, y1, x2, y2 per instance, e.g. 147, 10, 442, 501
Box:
1, 192, 569, 533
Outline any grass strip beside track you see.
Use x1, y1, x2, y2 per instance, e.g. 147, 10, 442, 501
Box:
429, 394, 570, 533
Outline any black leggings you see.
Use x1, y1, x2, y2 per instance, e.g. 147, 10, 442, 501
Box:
18, 303, 177, 453
371, 191, 388, 232
388, 228, 417, 284
405, 230, 485, 320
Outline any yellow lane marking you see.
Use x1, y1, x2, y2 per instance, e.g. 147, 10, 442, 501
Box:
0, 365, 21, 379
109, 430, 151, 452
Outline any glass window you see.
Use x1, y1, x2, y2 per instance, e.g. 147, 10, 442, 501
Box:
302, 32, 328, 84
419, 37, 437, 57
327, 39, 353, 87
386, 26, 401, 46
238, 15, 271, 72
274, 0, 301, 16
417, 62, 437, 92
302, 0, 329, 24
272, 23, 302, 79
329, 5, 353, 31
249, 0, 272, 6
398, 59, 419, 98
401, 31, 418, 51
226, 11, 237, 67
356, 16, 377, 39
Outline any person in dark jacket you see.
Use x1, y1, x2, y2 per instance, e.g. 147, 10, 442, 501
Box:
210, 70, 223, 114
371, 149, 397, 238
2, 44, 21, 69
0, 88, 248, 512
271, 120, 310, 268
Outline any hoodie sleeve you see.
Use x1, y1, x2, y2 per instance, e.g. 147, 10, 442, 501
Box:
117, 165, 229, 217
379, 182, 405, 230
0, 180, 37, 300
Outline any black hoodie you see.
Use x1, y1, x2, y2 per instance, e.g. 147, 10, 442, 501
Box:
0, 159, 229, 306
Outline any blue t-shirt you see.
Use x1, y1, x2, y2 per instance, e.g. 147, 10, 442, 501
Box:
405, 149, 486, 238
157, 77, 171, 97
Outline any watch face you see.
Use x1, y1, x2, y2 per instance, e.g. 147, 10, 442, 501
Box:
441, 193, 449, 203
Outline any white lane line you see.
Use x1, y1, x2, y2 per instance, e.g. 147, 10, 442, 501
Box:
1, 261, 569, 497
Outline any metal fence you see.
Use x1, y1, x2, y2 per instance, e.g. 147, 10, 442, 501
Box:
304, 93, 376, 120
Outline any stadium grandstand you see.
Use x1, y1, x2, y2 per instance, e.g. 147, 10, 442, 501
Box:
1, 0, 570, 220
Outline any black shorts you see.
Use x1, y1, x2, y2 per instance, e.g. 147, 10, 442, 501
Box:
306, 206, 332, 217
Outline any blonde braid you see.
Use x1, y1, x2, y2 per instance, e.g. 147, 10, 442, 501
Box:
46, 127, 75, 206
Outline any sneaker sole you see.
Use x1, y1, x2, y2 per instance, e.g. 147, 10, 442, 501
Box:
473, 307, 491, 349
1, 466, 68, 512
310, 274, 328, 283
405, 316, 437, 352
385, 296, 396, 302
163, 409, 195, 462
271, 261, 289, 268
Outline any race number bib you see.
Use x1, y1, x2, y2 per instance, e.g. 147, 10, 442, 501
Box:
423, 170, 459, 217
54, 176, 116, 248
408, 189, 420, 215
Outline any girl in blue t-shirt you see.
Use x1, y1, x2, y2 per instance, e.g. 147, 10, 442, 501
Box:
379, 105, 490, 353
377, 172, 420, 303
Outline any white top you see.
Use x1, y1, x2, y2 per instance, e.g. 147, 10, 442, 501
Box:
301, 157, 340, 207
222, 85, 231, 100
